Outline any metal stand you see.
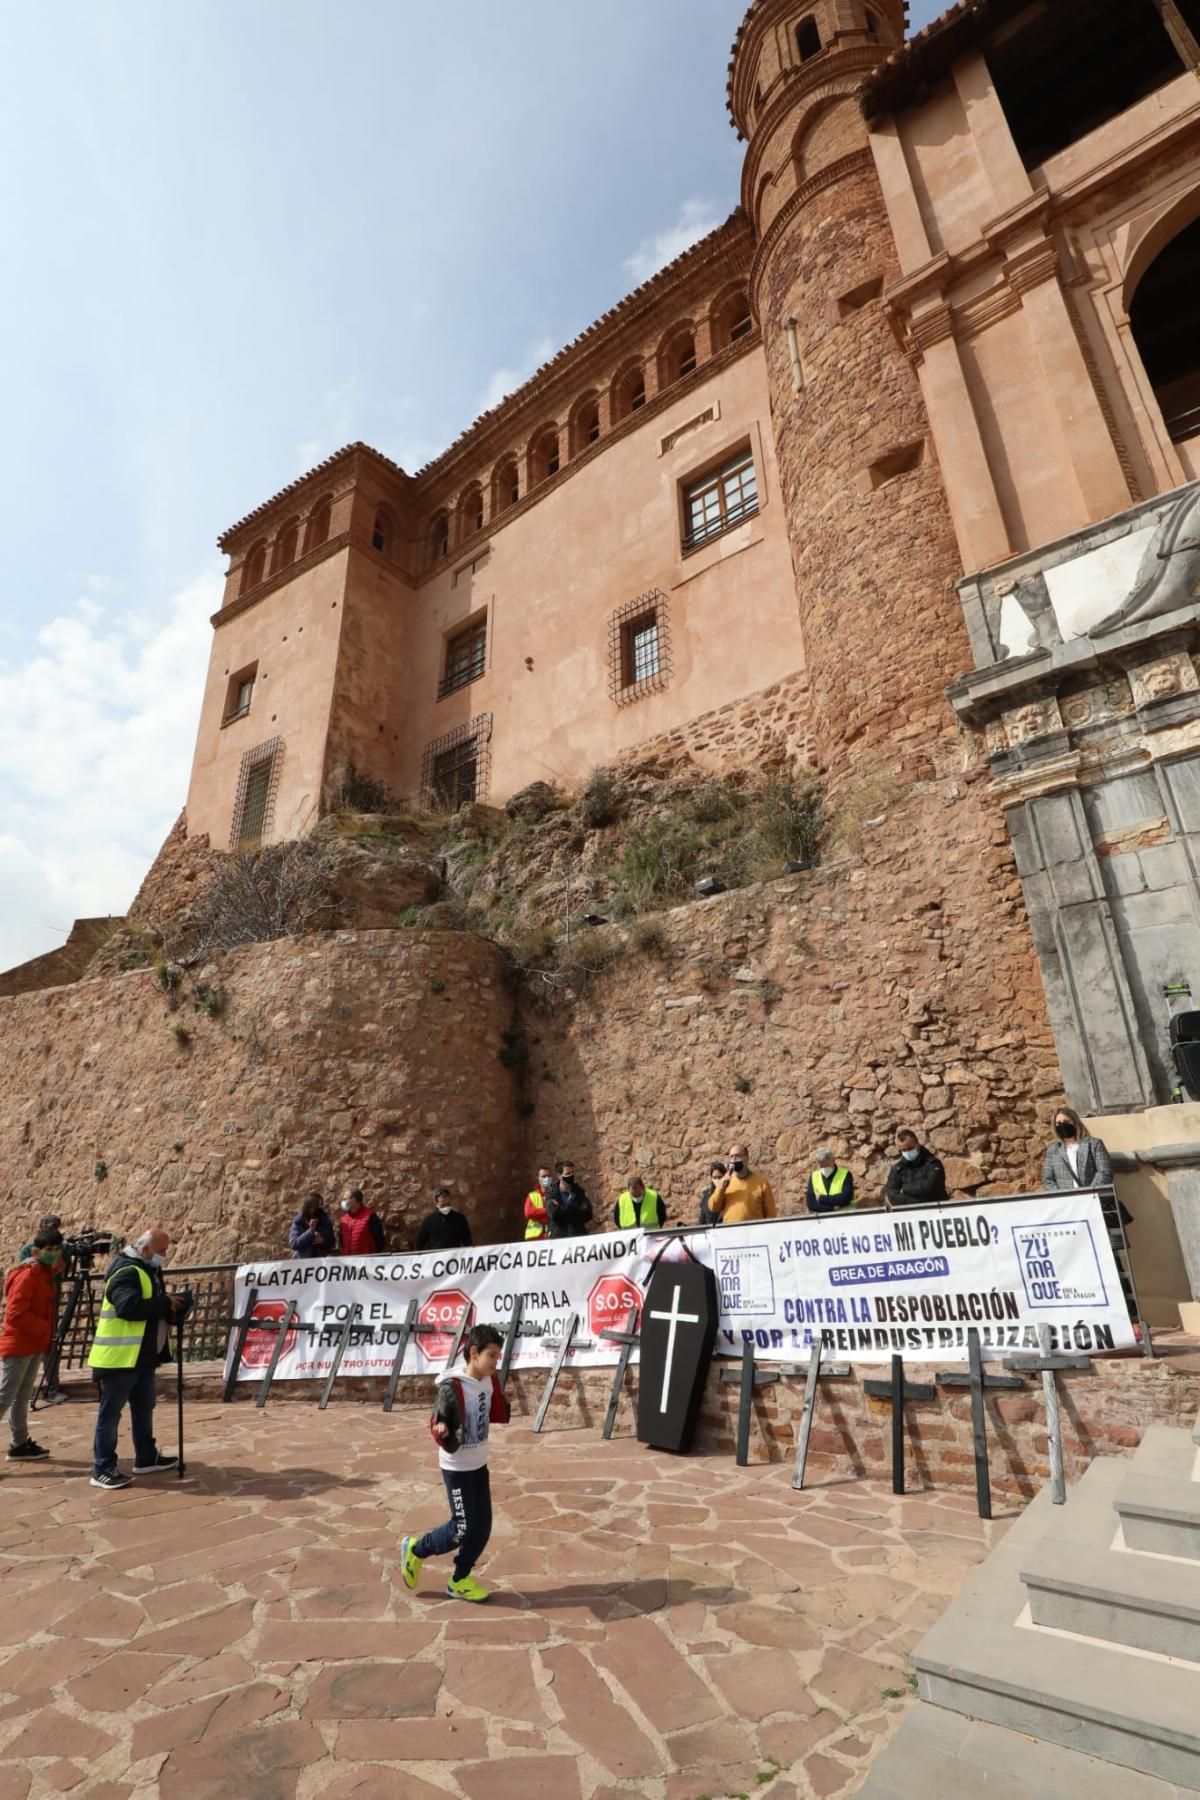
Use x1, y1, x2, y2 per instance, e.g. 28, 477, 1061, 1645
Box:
33, 1266, 100, 1409
934, 1329, 1023, 1519
1005, 1326, 1092, 1505
533, 1312, 580, 1433
319, 1305, 363, 1411
599, 1308, 640, 1440
863, 1354, 935, 1496
176, 1329, 186, 1480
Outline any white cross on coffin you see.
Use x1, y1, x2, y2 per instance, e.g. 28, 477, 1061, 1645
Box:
650, 1283, 701, 1413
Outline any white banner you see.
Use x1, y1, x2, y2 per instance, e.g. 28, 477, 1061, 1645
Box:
226, 1192, 1134, 1382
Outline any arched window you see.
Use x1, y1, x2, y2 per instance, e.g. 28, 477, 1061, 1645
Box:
529, 426, 560, 486
796, 15, 821, 60
1130, 211, 1200, 449
713, 285, 753, 349
430, 510, 450, 564
241, 541, 267, 594
491, 457, 520, 515
569, 390, 601, 456
658, 326, 697, 389
611, 361, 646, 424
271, 518, 299, 575
371, 505, 395, 556
456, 483, 485, 542
303, 495, 333, 555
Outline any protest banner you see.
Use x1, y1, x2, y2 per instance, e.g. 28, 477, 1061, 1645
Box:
224, 1192, 1134, 1384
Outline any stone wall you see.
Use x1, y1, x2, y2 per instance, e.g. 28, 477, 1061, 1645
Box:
518, 782, 1062, 1220
0, 932, 521, 1267
613, 670, 811, 777
0, 919, 120, 1000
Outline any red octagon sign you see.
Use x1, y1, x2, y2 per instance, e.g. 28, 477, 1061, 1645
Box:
239, 1298, 299, 1369
417, 1288, 474, 1363
588, 1272, 643, 1342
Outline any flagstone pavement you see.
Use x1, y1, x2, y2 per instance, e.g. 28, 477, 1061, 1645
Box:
0, 1398, 1014, 1800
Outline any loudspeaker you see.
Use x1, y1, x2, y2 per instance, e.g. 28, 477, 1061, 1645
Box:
1169, 1010, 1200, 1046
1173, 1041, 1200, 1101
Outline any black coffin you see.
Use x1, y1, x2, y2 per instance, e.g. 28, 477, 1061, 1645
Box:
636, 1259, 719, 1454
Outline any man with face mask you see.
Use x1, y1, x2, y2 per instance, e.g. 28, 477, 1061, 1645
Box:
708, 1144, 777, 1225
548, 1163, 593, 1239
88, 1227, 185, 1489
885, 1130, 947, 1208
416, 1186, 473, 1252
523, 1167, 555, 1241
0, 1228, 64, 1468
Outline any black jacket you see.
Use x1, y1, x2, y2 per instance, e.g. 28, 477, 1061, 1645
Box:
549, 1181, 593, 1238
103, 1250, 175, 1368
415, 1208, 473, 1252
885, 1146, 947, 1207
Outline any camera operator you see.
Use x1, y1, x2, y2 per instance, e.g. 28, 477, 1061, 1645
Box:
87, 1227, 191, 1491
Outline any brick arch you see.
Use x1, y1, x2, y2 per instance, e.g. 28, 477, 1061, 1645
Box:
1121, 181, 1200, 309
568, 389, 602, 456
656, 322, 698, 390
271, 517, 300, 575
241, 540, 268, 595
710, 280, 753, 350
527, 423, 561, 486
371, 502, 396, 556
455, 482, 485, 543
793, 94, 864, 183
303, 494, 334, 555
428, 509, 450, 565
610, 357, 646, 423
491, 455, 520, 516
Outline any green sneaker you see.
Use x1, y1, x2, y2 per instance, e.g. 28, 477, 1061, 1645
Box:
446, 1573, 490, 1603
399, 1536, 423, 1591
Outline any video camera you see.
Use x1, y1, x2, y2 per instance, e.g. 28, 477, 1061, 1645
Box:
172, 1285, 196, 1321
60, 1229, 120, 1275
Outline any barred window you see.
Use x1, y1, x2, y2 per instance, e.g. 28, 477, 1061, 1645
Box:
232, 738, 282, 848
625, 614, 660, 687
682, 447, 759, 553
440, 617, 487, 699
422, 715, 492, 810
608, 590, 671, 704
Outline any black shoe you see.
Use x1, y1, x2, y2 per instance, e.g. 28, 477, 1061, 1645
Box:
132, 1451, 179, 1475
7, 1439, 49, 1460
90, 1469, 132, 1490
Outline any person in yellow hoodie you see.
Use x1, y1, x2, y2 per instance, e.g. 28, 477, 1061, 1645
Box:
708, 1143, 777, 1224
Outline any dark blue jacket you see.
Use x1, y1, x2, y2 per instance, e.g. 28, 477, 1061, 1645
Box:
548, 1181, 593, 1238
289, 1209, 336, 1258
805, 1168, 855, 1213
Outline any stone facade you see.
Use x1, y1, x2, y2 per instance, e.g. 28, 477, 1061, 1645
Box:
0, 934, 520, 1268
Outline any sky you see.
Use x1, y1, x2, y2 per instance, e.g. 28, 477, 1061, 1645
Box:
0, 0, 945, 971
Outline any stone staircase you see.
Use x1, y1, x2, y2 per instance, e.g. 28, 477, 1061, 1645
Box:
860, 1409, 1200, 1796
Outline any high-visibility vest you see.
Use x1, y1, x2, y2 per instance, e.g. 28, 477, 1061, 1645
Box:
617, 1188, 662, 1229
88, 1263, 164, 1371
524, 1192, 549, 1240
812, 1167, 850, 1201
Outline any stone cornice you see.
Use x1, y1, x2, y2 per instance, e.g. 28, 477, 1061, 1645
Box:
748, 149, 875, 314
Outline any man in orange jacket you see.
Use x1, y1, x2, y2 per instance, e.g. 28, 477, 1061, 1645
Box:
0, 1227, 64, 1466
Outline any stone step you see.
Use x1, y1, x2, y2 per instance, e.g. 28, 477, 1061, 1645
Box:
858, 1703, 1191, 1799
912, 1478, 1200, 1788
1116, 1426, 1200, 1560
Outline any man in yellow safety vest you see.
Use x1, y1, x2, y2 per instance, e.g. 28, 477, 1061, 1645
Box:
523, 1168, 555, 1241
612, 1177, 666, 1230
88, 1227, 185, 1490
805, 1148, 856, 1215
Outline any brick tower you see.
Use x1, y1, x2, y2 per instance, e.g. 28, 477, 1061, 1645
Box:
729, 0, 966, 782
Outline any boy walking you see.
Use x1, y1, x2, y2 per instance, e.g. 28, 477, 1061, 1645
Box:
400, 1324, 509, 1603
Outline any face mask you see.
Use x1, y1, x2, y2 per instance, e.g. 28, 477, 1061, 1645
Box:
561, 1177, 574, 1187
38, 1250, 61, 1267
436, 1203, 451, 1215
148, 1252, 165, 1268
539, 1178, 553, 1192
901, 1149, 920, 1163
1055, 1121, 1076, 1140
731, 1160, 745, 1174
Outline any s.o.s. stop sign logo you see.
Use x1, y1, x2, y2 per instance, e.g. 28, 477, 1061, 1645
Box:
416, 1289, 474, 1363
239, 1298, 299, 1369
587, 1272, 643, 1341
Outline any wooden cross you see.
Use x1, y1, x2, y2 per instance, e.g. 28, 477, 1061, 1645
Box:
791, 1339, 853, 1492
718, 1340, 851, 1471
862, 1354, 936, 1495
533, 1312, 582, 1433
599, 1306, 640, 1441
935, 1329, 1025, 1519
319, 1304, 366, 1411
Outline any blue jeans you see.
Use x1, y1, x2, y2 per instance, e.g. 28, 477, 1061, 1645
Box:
93, 1363, 158, 1476
413, 1466, 492, 1580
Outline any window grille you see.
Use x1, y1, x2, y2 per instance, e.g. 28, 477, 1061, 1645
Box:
682, 448, 759, 553
232, 737, 282, 847
439, 617, 488, 699
422, 714, 492, 809
608, 590, 671, 705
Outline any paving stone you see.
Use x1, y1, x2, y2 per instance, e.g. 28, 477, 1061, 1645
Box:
591, 1616, 722, 1732
138, 1580, 231, 1625
720, 1602, 823, 1650
804, 1751, 857, 1796
308, 1772, 449, 1800
39, 1763, 85, 1793
666, 1717, 755, 1769
541, 1645, 660, 1778
0, 1637, 108, 1693
458, 1755, 583, 1799
811, 1648, 899, 1719
158, 1721, 325, 1800
759, 1712, 835, 1765
293, 1583, 392, 1619
255, 1621, 436, 1662
144, 1651, 258, 1708
0, 1771, 29, 1800
700, 1650, 817, 1722
442, 1646, 546, 1723
50, 1589, 145, 1640
667, 1770, 761, 1800
137, 1598, 256, 1655
1, 1706, 116, 1761
67, 1651, 181, 1712
334, 1718, 488, 1761
305, 1660, 441, 1719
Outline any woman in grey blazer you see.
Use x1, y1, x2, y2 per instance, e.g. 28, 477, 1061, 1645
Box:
1040, 1105, 1113, 1192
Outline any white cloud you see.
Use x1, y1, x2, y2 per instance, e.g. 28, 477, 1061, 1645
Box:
479, 336, 556, 414
0, 572, 219, 972
623, 197, 721, 285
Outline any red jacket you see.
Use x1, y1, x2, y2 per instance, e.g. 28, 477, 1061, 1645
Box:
0, 1261, 58, 1357
339, 1208, 385, 1256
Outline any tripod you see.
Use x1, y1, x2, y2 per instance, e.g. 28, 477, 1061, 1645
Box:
32, 1263, 100, 1410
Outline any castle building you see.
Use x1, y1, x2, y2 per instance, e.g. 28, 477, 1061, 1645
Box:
182, 0, 1200, 1303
